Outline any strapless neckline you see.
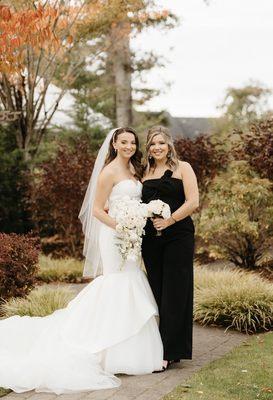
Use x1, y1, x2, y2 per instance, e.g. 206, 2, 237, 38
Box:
142, 169, 182, 184
113, 179, 142, 190
109, 179, 142, 207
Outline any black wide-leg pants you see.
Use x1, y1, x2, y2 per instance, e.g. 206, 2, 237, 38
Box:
142, 231, 194, 360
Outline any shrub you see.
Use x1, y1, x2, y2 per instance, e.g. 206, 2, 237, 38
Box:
27, 139, 95, 258
194, 267, 273, 333
0, 285, 75, 317
175, 134, 227, 205
233, 118, 273, 182
37, 255, 86, 283
198, 161, 273, 269
0, 233, 40, 302
0, 125, 32, 233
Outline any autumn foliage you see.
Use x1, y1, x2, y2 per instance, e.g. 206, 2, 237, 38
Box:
28, 139, 95, 258
0, 233, 40, 302
238, 118, 273, 182
0, 4, 62, 75
198, 161, 273, 269
0, 1, 172, 77
174, 135, 227, 201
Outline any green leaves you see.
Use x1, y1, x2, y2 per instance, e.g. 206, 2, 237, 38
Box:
198, 161, 273, 269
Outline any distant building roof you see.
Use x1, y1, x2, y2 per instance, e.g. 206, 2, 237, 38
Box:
165, 112, 216, 139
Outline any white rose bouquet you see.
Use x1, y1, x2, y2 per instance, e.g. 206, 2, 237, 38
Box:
146, 199, 171, 236
111, 196, 148, 267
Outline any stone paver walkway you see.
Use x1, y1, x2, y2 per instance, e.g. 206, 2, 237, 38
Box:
4, 284, 247, 400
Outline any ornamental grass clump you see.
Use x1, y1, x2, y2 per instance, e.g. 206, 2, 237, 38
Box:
0, 286, 74, 318
37, 255, 84, 283
194, 267, 273, 333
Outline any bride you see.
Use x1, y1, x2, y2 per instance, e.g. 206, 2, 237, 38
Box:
0, 127, 163, 395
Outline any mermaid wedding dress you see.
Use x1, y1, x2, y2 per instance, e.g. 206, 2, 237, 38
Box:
0, 180, 163, 394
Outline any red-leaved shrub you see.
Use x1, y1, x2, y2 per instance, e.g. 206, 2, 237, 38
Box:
242, 118, 273, 182
28, 139, 95, 258
174, 135, 227, 202
175, 134, 228, 264
0, 233, 40, 301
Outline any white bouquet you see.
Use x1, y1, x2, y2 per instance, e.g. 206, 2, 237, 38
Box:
111, 196, 148, 267
146, 199, 171, 236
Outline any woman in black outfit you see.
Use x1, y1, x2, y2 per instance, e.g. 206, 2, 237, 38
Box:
141, 126, 199, 371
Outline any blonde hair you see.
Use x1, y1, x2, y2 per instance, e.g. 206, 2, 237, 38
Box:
145, 126, 179, 174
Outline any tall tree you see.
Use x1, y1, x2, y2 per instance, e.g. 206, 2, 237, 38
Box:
212, 82, 272, 151
110, 20, 132, 126
219, 83, 271, 127
64, 1, 176, 128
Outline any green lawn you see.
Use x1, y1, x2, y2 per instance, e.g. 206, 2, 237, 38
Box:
163, 332, 273, 400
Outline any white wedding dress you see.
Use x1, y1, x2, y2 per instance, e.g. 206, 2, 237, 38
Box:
0, 180, 163, 395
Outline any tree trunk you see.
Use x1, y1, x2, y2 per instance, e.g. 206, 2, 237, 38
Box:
109, 21, 132, 127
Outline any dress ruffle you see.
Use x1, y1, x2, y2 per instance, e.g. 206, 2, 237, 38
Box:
0, 270, 162, 394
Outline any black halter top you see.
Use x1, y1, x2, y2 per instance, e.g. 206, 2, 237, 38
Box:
142, 169, 195, 237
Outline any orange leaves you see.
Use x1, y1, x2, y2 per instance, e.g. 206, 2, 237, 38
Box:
0, 3, 76, 75
161, 9, 169, 19
0, 5, 11, 21
66, 35, 73, 44
136, 8, 169, 24
10, 37, 21, 48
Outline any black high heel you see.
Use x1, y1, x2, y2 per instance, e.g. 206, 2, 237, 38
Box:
153, 360, 172, 373
153, 359, 181, 373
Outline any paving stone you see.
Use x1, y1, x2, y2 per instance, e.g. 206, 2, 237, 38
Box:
4, 396, 30, 400
57, 393, 88, 400
83, 388, 119, 400
102, 394, 135, 400
5, 390, 31, 400
27, 394, 57, 400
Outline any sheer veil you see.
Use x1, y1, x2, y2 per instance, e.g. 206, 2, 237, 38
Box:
79, 128, 119, 278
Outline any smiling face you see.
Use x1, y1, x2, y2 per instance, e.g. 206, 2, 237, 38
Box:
148, 133, 169, 162
113, 131, 137, 159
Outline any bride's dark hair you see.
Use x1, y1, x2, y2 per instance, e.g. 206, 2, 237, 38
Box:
104, 127, 143, 180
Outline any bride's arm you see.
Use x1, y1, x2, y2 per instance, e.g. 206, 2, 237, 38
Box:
93, 169, 117, 230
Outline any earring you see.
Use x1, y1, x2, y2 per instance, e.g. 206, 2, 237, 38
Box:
167, 151, 171, 159
148, 154, 152, 160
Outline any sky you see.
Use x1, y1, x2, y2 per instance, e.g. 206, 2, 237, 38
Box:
132, 0, 273, 117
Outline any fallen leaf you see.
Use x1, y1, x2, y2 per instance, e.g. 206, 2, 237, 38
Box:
261, 387, 272, 393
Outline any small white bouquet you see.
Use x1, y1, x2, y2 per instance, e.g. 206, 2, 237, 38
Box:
146, 199, 171, 236
111, 196, 148, 267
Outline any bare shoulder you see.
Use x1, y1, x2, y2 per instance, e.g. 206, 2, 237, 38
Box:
178, 160, 194, 175
98, 163, 116, 185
